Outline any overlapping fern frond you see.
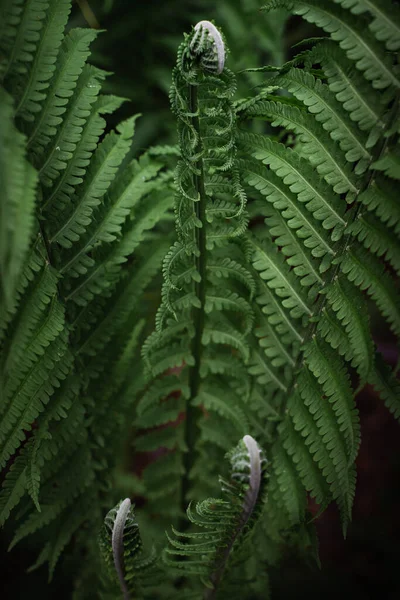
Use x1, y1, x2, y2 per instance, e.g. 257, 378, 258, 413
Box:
0, 0, 173, 590
235, 0, 400, 541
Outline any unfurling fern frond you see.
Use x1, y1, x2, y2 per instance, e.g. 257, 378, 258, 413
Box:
137, 20, 255, 523
165, 435, 267, 599
99, 498, 161, 600
0, 0, 174, 591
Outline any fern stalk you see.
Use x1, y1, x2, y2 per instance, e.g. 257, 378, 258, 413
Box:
182, 82, 207, 509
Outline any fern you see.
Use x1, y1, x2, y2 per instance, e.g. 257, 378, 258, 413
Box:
100, 435, 267, 600
0, 86, 37, 307
165, 435, 267, 599
99, 498, 161, 599
0, 0, 173, 589
1, 1, 400, 598
235, 0, 400, 540
137, 20, 255, 524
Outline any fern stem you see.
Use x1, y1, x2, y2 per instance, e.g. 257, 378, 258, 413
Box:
181, 83, 207, 510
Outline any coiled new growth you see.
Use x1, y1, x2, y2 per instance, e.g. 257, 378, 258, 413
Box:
139, 21, 254, 511
99, 498, 160, 599
191, 21, 226, 75
111, 498, 132, 599
165, 434, 268, 599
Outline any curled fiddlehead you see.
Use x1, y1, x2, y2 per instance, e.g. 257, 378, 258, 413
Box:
99, 498, 160, 599
165, 434, 268, 599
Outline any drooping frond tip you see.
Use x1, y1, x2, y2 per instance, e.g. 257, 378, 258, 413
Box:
190, 20, 225, 74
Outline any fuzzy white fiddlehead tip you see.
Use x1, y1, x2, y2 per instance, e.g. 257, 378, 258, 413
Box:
193, 20, 225, 74
242, 434, 262, 517
112, 498, 131, 600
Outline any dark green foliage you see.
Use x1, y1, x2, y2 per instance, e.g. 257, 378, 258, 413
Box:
237, 0, 400, 539
0, 0, 173, 592
100, 435, 267, 600
1, 1, 399, 598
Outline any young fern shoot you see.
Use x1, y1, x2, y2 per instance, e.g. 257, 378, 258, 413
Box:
99, 499, 160, 599
139, 21, 254, 514
165, 434, 267, 599
111, 498, 132, 600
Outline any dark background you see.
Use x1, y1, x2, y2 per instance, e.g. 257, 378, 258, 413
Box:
1, 1, 400, 598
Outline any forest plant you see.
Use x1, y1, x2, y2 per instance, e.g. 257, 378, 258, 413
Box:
0, 0, 174, 588
0, 1, 399, 598
233, 0, 400, 540
137, 20, 254, 523
100, 435, 267, 599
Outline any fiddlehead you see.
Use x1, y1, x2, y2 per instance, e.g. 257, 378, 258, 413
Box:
99, 498, 161, 599
165, 434, 268, 599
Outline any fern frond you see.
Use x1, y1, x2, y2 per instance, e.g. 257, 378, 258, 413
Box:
13, 0, 72, 120
140, 21, 255, 517
249, 234, 314, 319
341, 243, 400, 337
0, 1, 176, 586
26, 27, 98, 156
323, 276, 374, 383
0, 87, 37, 308
42, 93, 126, 211
264, 67, 372, 171
99, 498, 161, 600
0, 448, 28, 525
262, 0, 400, 89
61, 173, 173, 306
305, 39, 383, 131
371, 150, 400, 179
240, 98, 359, 197
333, 0, 400, 51
9, 444, 94, 549
294, 367, 357, 526
49, 115, 139, 249
1, 0, 49, 82
36, 64, 106, 188
348, 211, 400, 275
358, 179, 400, 235
239, 130, 347, 240
194, 386, 249, 435
303, 337, 361, 462
165, 435, 267, 598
